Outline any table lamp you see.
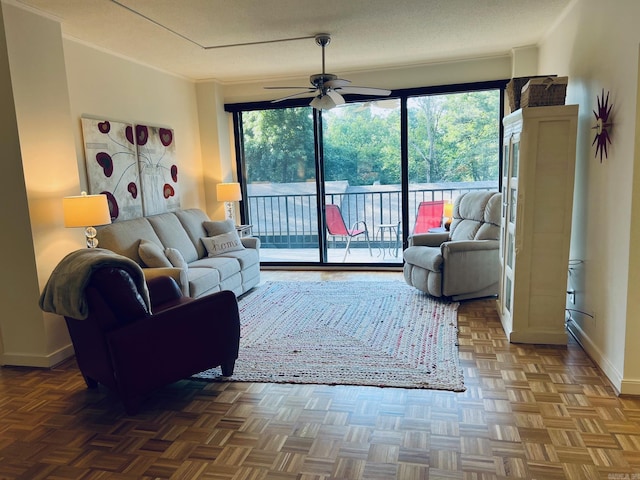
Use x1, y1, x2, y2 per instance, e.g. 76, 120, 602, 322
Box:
63, 191, 112, 248
443, 200, 454, 231
216, 182, 242, 221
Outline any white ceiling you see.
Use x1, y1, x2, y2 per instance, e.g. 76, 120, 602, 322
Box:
12, 0, 572, 83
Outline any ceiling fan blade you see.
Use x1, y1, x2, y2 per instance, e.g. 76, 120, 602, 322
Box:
271, 90, 318, 103
326, 90, 345, 105
356, 99, 399, 111
325, 78, 351, 89
264, 86, 315, 90
336, 86, 392, 96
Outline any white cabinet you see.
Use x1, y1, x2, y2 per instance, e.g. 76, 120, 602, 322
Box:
496, 105, 578, 344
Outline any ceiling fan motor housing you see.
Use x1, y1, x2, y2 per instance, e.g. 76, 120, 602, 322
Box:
310, 73, 337, 89
315, 34, 331, 47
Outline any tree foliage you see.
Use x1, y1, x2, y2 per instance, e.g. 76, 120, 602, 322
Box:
243, 108, 315, 183
241, 90, 500, 186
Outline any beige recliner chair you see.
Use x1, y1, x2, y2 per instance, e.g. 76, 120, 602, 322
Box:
403, 191, 502, 301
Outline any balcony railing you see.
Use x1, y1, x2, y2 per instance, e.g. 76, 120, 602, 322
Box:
246, 181, 497, 250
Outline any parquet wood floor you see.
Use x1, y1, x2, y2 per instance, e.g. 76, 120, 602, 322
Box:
1, 271, 639, 479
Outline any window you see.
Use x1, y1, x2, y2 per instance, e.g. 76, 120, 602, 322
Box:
227, 80, 506, 265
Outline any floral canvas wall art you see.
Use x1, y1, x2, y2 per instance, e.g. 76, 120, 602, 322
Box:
82, 118, 180, 221
135, 124, 180, 216
82, 118, 143, 221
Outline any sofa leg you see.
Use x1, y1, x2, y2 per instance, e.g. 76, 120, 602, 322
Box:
221, 360, 236, 377
83, 375, 98, 389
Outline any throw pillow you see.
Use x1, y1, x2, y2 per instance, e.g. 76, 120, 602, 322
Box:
203, 219, 235, 237
164, 247, 188, 270
138, 239, 172, 268
201, 231, 245, 257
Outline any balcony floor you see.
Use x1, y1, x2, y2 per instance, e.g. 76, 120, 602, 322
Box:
258, 245, 403, 264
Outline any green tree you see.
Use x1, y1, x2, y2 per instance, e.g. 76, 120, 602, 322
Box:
408, 91, 499, 184
242, 108, 315, 183
408, 96, 446, 183
323, 103, 400, 186
241, 91, 499, 186
438, 91, 500, 181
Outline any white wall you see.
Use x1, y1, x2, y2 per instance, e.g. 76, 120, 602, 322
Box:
1, 2, 80, 366
63, 40, 207, 212
538, 0, 640, 393
0, 3, 226, 366
196, 81, 236, 220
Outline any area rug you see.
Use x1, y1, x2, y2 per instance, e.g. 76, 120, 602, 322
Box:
193, 281, 464, 391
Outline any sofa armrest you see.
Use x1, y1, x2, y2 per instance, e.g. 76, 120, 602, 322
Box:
241, 237, 261, 250
441, 240, 500, 296
142, 267, 188, 296
441, 239, 499, 254
409, 232, 449, 247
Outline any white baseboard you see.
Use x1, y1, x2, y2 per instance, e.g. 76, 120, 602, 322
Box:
620, 379, 640, 395
1, 343, 74, 368
567, 321, 624, 394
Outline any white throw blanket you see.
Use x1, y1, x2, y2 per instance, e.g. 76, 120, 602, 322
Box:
39, 248, 150, 320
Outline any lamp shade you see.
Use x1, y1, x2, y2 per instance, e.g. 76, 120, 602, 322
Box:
216, 182, 242, 202
443, 200, 454, 219
63, 192, 111, 228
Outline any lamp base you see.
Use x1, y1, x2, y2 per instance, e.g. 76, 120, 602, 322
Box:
224, 201, 236, 222
85, 226, 99, 248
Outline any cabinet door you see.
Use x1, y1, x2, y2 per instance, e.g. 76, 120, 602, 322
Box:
499, 133, 519, 318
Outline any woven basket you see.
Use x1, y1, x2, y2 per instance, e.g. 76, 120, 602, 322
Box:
521, 76, 567, 108
506, 75, 559, 111
506, 77, 531, 111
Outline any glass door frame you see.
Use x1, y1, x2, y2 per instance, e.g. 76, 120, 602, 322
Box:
227, 79, 508, 268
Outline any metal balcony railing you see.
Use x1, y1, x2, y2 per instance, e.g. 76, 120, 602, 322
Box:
245, 182, 497, 249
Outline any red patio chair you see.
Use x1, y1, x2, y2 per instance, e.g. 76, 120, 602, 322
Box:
413, 200, 445, 234
325, 204, 372, 262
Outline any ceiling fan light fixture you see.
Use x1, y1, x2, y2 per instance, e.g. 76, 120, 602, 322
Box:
266, 33, 391, 106
310, 94, 336, 110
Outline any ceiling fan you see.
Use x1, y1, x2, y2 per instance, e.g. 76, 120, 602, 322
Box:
265, 34, 392, 110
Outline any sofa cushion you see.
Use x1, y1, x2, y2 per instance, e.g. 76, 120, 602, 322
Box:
219, 247, 259, 269
203, 219, 235, 237
164, 247, 188, 270
175, 209, 210, 259
90, 267, 151, 325
138, 240, 172, 268
96, 217, 161, 265
147, 213, 199, 263
403, 246, 443, 271
189, 256, 240, 281
450, 191, 501, 241
201, 231, 245, 257
186, 267, 221, 298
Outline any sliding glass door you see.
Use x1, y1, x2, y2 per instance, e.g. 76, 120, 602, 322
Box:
322, 100, 401, 263
241, 107, 320, 262
231, 81, 504, 266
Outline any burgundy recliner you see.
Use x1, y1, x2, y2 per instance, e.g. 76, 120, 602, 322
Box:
63, 267, 240, 414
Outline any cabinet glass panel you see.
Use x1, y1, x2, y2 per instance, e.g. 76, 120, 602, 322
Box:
505, 277, 512, 311
503, 143, 509, 176
509, 188, 517, 223
512, 142, 519, 177
507, 231, 514, 268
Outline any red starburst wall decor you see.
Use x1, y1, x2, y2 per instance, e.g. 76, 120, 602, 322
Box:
592, 89, 613, 162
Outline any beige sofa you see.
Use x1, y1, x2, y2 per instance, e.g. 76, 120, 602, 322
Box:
95, 208, 260, 298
